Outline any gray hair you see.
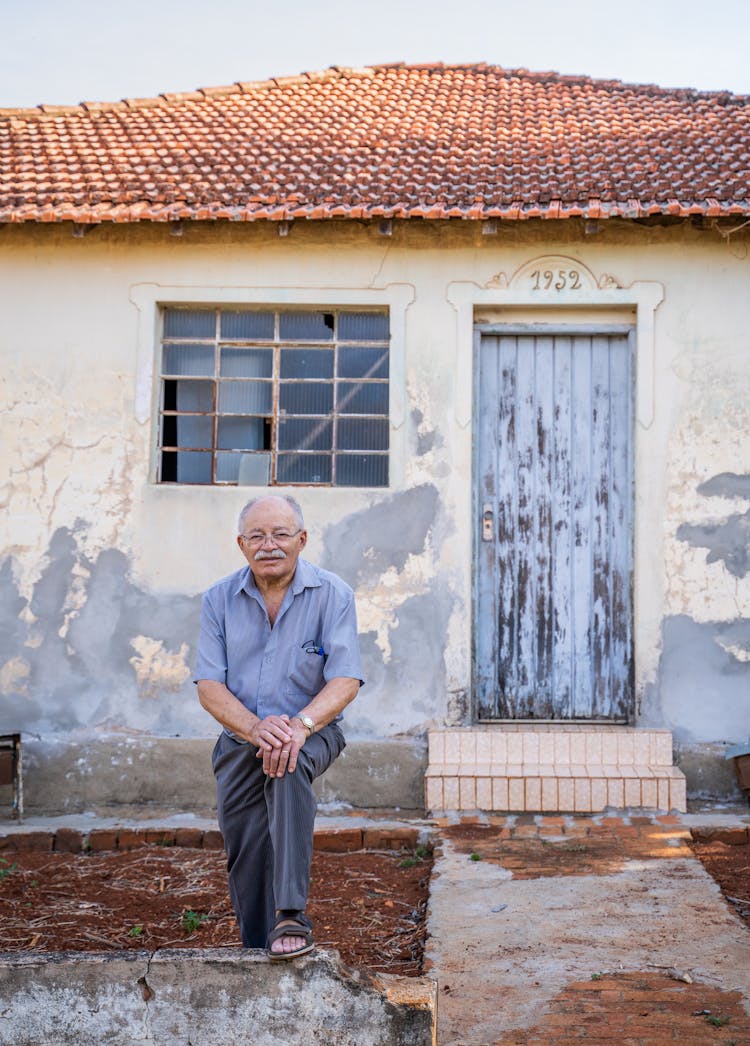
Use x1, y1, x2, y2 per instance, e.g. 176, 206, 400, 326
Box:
237, 495, 305, 535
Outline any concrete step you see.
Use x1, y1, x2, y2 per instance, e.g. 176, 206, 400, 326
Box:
425, 727, 687, 813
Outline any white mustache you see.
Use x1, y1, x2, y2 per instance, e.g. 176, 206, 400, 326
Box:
254, 549, 287, 561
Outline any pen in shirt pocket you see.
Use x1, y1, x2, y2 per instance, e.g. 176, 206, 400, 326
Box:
302, 640, 326, 657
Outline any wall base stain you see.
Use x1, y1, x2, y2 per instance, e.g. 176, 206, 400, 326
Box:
642, 614, 750, 743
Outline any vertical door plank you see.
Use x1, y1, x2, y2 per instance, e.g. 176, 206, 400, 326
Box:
475, 335, 501, 717
590, 335, 613, 716
551, 336, 574, 718
512, 337, 538, 715
496, 336, 519, 716
533, 335, 555, 716
570, 336, 594, 717
608, 334, 634, 719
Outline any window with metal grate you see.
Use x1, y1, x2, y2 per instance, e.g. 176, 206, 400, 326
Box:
158, 307, 390, 487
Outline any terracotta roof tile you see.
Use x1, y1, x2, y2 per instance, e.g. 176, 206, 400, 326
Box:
1, 63, 749, 223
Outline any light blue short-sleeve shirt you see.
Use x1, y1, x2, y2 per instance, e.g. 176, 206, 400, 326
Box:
194, 558, 363, 728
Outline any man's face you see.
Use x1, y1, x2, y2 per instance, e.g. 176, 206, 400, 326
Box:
237, 497, 307, 587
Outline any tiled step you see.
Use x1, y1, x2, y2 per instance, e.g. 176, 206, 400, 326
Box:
425, 727, 687, 813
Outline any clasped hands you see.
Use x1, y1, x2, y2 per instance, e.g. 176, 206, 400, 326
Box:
250, 714, 307, 777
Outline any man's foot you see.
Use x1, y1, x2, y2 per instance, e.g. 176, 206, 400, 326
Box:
267, 912, 314, 961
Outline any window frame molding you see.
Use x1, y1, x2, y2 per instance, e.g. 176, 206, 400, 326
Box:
130, 282, 414, 488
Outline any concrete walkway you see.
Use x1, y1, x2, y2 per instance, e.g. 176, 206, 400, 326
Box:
425, 808, 750, 1045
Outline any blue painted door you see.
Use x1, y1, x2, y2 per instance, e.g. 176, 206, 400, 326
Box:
475, 331, 634, 720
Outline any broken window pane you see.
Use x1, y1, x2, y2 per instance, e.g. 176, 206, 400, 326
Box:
173, 380, 213, 413
174, 451, 213, 484
215, 452, 245, 482
174, 416, 213, 448
279, 312, 335, 341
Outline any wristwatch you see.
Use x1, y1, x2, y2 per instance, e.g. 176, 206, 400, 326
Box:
294, 714, 315, 737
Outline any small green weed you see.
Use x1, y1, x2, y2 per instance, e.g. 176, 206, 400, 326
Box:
0, 859, 17, 881
469, 852, 482, 862
399, 844, 428, 868
591, 973, 602, 981
128, 925, 144, 938
705, 1015, 731, 1028
181, 909, 207, 934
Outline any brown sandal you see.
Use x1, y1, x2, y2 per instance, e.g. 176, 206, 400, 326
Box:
266, 913, 314, 961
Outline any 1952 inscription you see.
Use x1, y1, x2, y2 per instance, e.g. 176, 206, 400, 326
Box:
530, 268, 582, 291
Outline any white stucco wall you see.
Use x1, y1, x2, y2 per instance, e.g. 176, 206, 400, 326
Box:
1, 219, 749, 746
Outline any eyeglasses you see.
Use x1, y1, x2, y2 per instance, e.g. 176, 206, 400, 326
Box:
239, 529, 302, 547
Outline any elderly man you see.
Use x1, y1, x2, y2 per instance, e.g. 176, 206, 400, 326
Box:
195, 495, 362, 960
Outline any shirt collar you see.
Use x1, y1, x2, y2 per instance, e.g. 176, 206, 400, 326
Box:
235, 557, 321, 597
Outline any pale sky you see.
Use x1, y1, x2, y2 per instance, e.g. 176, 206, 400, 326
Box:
2, 0, 749, 109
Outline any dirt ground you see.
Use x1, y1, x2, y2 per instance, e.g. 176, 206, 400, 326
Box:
0, 845, 432, 976
690, 838, 750, 932
0, 832, 747, 981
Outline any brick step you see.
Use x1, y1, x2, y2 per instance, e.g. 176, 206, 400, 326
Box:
428, 726, 675, 768
425, 763, 686, 813
425, 727, 687, 813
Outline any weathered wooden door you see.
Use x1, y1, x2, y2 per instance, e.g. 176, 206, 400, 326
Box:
474, 329, 634, 721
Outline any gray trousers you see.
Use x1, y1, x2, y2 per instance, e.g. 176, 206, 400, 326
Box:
212, 723, 345, 948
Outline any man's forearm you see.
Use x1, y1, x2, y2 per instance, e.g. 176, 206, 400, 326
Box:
294, 677, 360, 733
197, 679, 262, 744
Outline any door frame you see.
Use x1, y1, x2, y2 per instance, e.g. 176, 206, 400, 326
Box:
471, 321, 637, 723
446, 263, 664, 727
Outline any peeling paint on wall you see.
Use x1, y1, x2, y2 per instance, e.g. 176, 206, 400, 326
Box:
320, 484, 457, 737
676, 472, 750, 579
129, 637, 192, 698
641, 614, 750, 742
698, 473, 750, 500
351, 587, 454, 737
0, 527, 204, 736
411, 408, 440, 456
677, 510, 750, 578
0, 366, 145, 602
321, 484, 439, 588
0, 656, 30, 695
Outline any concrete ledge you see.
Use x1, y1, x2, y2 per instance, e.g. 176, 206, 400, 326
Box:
675, 741, 744, 801
0, 948, 437, 1046
19, 736, 428, 816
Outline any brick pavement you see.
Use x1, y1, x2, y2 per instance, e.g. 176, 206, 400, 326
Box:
428, 812, 750, 1045
496, 973, 750, 1044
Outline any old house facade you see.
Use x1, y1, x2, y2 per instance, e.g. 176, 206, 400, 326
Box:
1, 64, 749, 814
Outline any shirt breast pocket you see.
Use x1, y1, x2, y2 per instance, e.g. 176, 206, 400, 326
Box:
285, 645, 326, 697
